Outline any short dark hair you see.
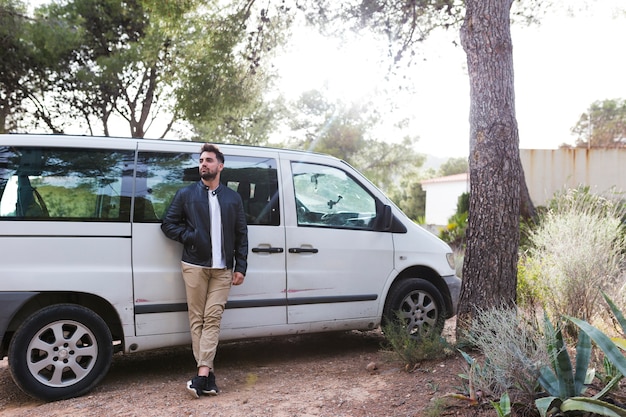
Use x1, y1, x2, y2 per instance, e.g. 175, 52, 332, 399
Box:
200, 143, 224, 164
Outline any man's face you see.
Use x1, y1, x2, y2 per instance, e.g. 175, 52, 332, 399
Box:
199, 151, 223, 181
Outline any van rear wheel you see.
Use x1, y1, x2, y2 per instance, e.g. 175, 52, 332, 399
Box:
383, 278, 445, 339
8, 304, 113, 401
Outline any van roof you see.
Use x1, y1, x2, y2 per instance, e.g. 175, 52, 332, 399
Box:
0, 133, 344, 162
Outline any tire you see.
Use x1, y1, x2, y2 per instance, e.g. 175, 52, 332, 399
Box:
8, 304, 113, 401
383, 278, 445, 339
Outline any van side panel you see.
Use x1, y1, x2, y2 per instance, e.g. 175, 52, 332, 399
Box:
280, 157, 394, 326
131, 144, 288, 346
1, 223, 134, 337
0, 143, 137, 345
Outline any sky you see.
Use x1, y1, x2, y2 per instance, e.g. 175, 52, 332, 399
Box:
273, 1, 626, 158
23, 1, 626, 159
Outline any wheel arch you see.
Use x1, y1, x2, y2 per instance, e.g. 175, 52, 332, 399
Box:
384, 265, 455, 321
2, 292, 124, 357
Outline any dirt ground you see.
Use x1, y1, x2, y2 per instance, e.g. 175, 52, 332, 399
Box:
0, 319, 496, 417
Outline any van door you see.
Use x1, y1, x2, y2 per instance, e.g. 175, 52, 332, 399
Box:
131, 144, 286, 337
283, 160, 394, 324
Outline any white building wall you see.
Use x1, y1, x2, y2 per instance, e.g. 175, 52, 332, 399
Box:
421, 174, 469, 225
420, 148, 626, 226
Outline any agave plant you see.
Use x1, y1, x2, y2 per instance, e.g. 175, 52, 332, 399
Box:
535, 294, 626, 417
535, 312, 595, 416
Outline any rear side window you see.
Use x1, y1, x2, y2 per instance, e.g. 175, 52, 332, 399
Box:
135, 151, 280, 225
0, 146, 134, 221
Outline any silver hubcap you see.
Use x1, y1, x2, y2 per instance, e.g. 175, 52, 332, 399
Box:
27, 320, 98, 387
398, 290, 439, 336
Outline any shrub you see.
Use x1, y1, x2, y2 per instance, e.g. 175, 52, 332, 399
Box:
439, 211, 467, 249
457, 294, 626, 416
381, 315, 453, 370
522, 187, 626, 326
439, 192, 469, 249
462, 306, 549, 408
516, 257, 547, 312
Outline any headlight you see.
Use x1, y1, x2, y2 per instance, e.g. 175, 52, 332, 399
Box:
446, 252, 455, 270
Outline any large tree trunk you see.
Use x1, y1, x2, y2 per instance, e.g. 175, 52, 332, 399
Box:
456, 0, 521, 336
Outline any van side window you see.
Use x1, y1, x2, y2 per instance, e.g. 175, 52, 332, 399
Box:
0, 146, 133, 221
292, 162, 376, 230
135, 152, 280, 225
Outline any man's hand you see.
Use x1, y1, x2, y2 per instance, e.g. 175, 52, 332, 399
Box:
232, 271, 245, 286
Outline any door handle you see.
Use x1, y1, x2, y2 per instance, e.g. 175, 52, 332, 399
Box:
288, 247, 319, 254
251, 247, 284, 254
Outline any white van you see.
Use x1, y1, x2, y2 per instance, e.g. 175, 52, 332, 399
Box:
0, 134, 460, 401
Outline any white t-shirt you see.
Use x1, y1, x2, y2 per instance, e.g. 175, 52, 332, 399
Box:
209, 189, 226, 268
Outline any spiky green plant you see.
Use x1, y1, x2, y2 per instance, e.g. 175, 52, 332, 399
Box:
535, 295, 626, 417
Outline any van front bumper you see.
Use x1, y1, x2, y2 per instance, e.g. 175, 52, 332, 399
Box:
443, 275, 462, 317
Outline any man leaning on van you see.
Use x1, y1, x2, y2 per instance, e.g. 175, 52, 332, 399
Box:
161, 143, 248, 399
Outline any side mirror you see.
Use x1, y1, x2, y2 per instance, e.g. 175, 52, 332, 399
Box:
378, 205, 393, 231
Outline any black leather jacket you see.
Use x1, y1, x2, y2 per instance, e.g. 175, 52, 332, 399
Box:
161, 181, 248, 275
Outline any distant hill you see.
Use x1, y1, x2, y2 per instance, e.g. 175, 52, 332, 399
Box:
422, 154, 449, 172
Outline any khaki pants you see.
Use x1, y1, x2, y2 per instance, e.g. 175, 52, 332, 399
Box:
181, 263, 232, 370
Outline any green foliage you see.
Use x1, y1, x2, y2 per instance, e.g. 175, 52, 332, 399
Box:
0, 0, 53, 132
456, 191, 469, 214
283, 90, 427, 202
537, 396, 626, 417
381, 314, 452, 371
521, 187, 626, 324
534, 304, 626, 417
572, 99, 626, 148
439, 193, 469, 248
537, 312, 593, 401
452, 350, 484, 406
360, 135, 426, 192
295, 0, 463, 64
192, 96, 286, 146
390, 174, 426, 222
455, 302, 626, 414
175, 8, 263, 127
422, 398, 449, 417
439, 212, 467, 248
438, 157, 468, 177
491, 392, 511, 417
13, 0, 280, 139
516, 259, 547, 311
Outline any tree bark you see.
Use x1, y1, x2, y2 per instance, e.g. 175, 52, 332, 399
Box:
456, 0, 520, 336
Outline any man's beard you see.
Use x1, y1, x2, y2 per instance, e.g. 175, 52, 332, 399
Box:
200, 170, 217, 181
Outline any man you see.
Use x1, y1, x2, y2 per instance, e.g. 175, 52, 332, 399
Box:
161, 143, 248, 398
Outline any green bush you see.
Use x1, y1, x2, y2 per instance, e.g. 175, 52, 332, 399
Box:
521, 187, 626, 326
516, 257, 547, 311
381, 315, 452, 370
455, 294, 626, 416
439, 192, 469, 249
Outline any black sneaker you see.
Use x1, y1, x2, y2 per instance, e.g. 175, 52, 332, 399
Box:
202, 372, 219, 396
186, 375, 208, 399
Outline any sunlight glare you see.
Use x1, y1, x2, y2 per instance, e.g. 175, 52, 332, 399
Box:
276, 29, 386, 103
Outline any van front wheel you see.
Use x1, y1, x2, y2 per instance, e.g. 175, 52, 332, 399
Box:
383, 278, 445, 338
8, 304, 113, 401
